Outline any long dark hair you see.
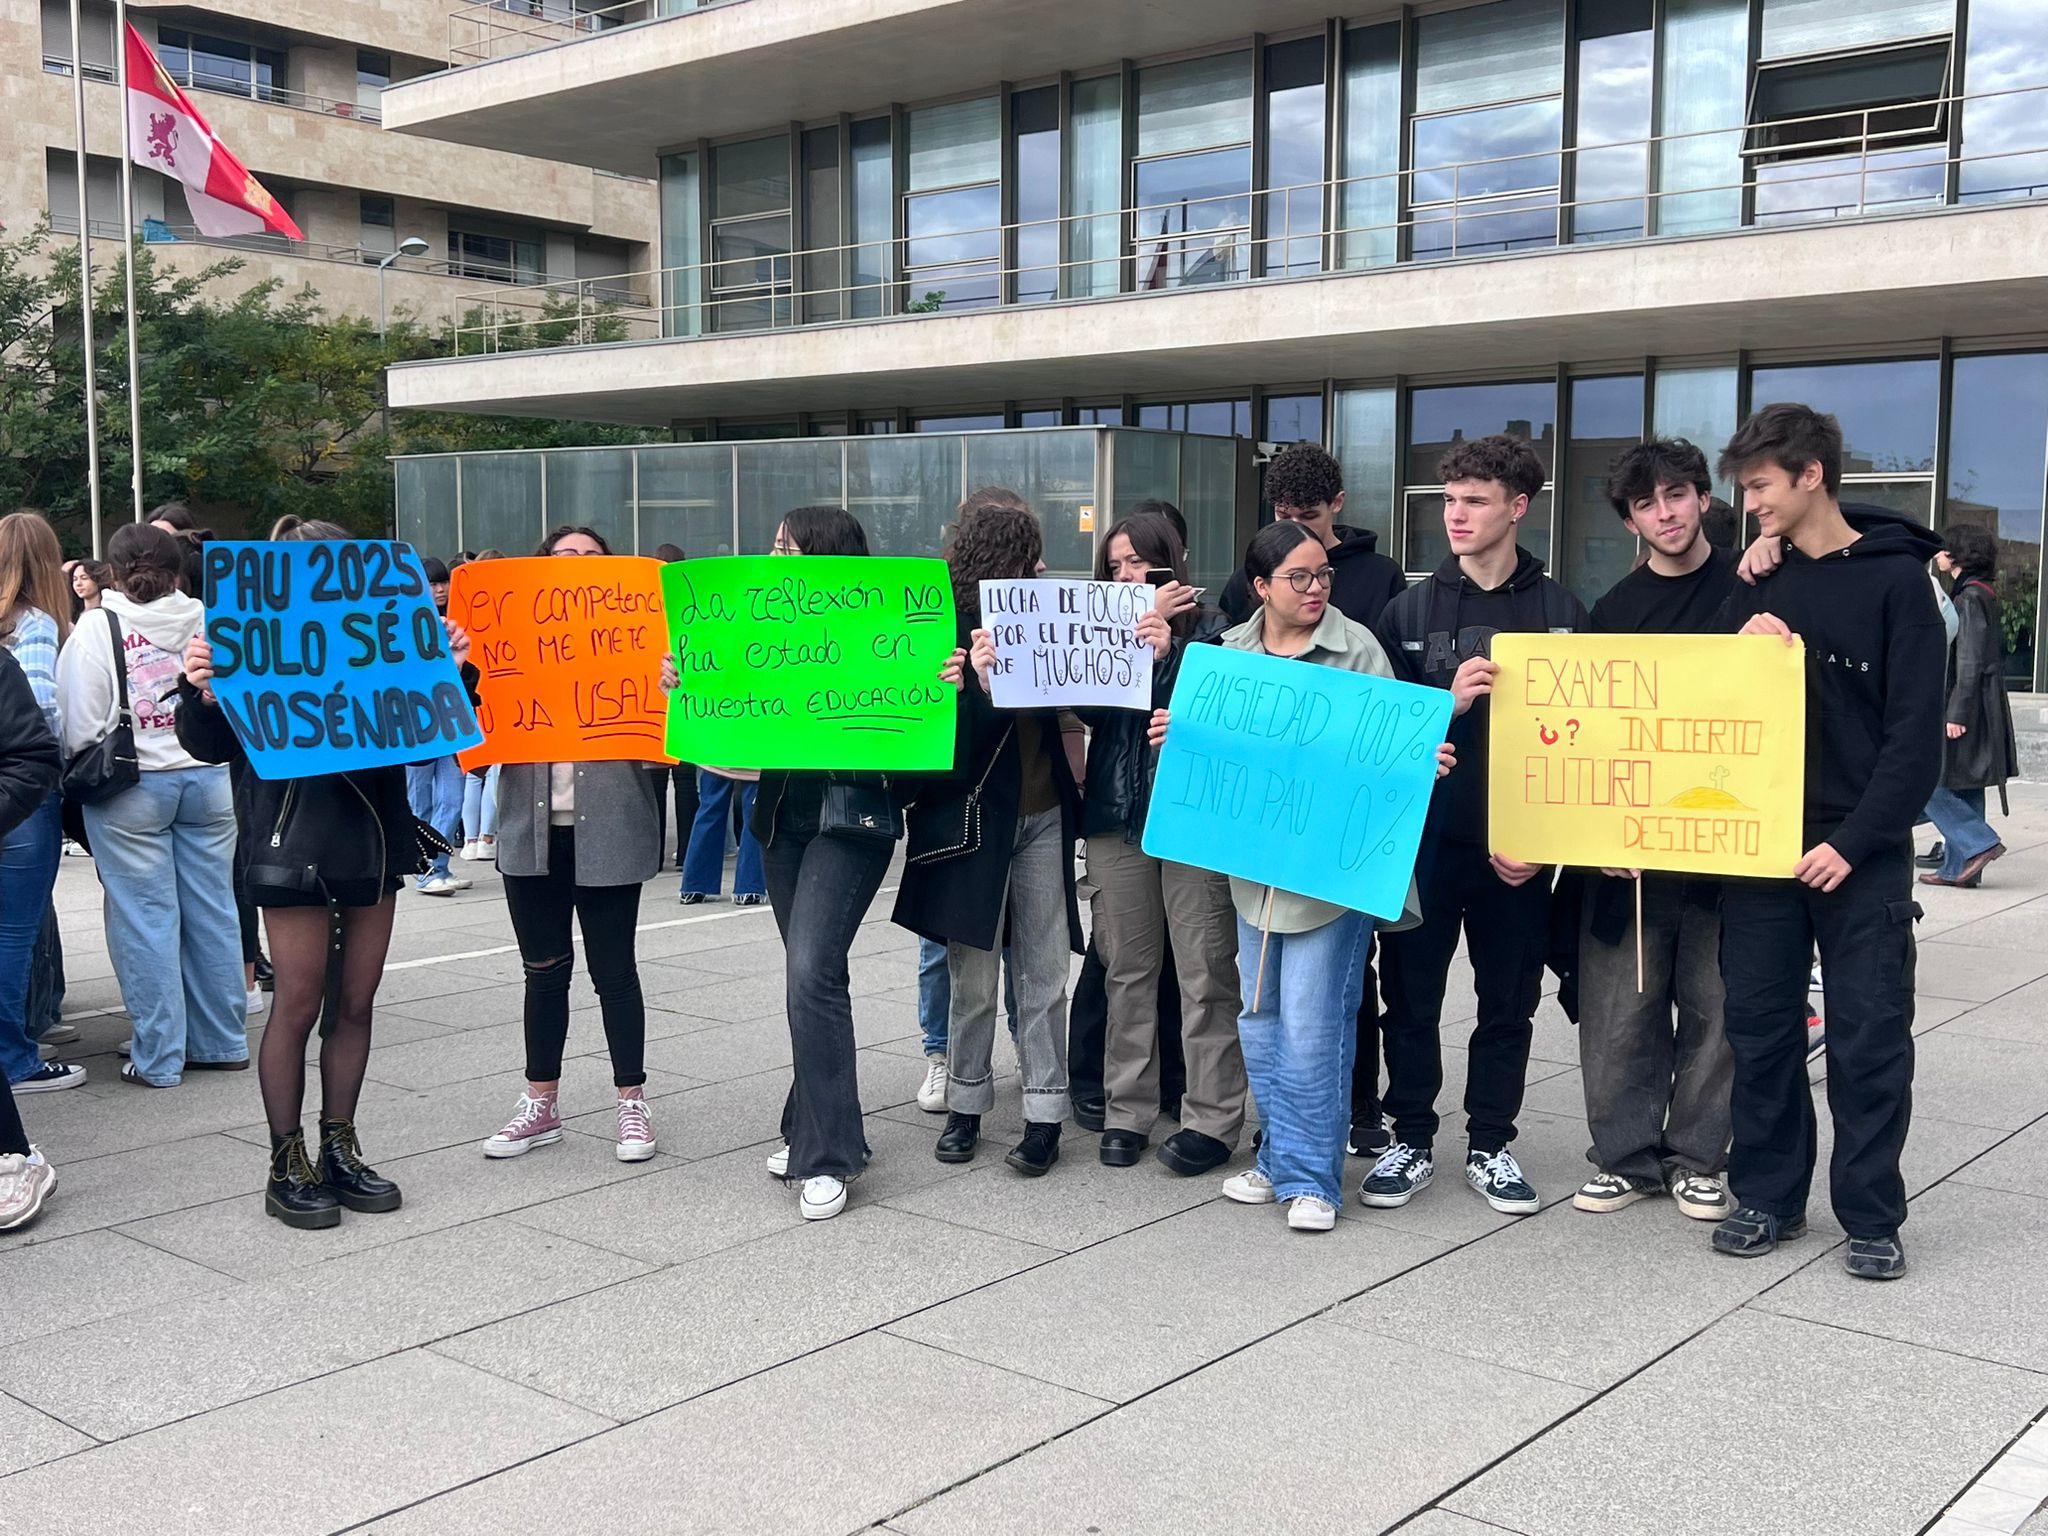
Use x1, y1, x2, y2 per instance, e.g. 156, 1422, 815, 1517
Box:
106, 522, 187, 605
1243, 520, 1318, 591
1944, 523, 1998, 584
536, 524, 612, 556
780, 505, 870, 556
944, 487, 1039, 625
1095, 510, 1196, 638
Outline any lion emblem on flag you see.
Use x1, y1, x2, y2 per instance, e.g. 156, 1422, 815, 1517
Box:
145, 112, 178, 169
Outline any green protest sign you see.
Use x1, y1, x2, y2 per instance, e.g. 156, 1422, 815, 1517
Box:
661, 555, 958, 770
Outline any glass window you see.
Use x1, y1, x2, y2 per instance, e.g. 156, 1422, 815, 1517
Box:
907, 96, 999, 191
1182, 436, 1243, 591
1749, 43, 1951, 222
157, 27, 285, 101
1262, 37, 1325, 278
395, 457, 457, 562
847, 435, 962, 556
1414, 0, 1565, 114
1066, 76, 1123, 297
712, 136, 791, 220
965, 430, 1098, 574
915, 412, 1005, 433
1114, 433, 1183, 529
849, 118, 891, 318
735, 441, 842, 555
1562, 374, 1646, 603
1261, 393, 1324, 449
459, 453, 545, 557
448, 229, 544, 284
1959, 0, 2048, 206
1340, 23, 1402, 271
1405, 380, 1558, 571
1076, 404, 1124, 426
1332, 387, 1397, 552
1655, 0, 1748, 235
545, 450, 633, 553
1760, 0, 1954, 60
1137, 400, 1252, 437
1572, 0, 1653, 244
1137, 51, 1252, 157
1948, 352, 2047, 684
800, 127, 841, 325
1651, 362, 1739, 506
710, 137, 792, 332
637, 444, 737, 559
1013, 86, 1061, 305
1412, 99, 1563, 258
1747, 358, 1940, 476
1017, 408, 1063, 428
1134, 146, 1252, 288
659, 150, 703, 337
904, 183, 1000, 311
359, 194, 394, 262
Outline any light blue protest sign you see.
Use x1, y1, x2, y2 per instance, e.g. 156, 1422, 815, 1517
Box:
1142, 644, 1453, 922
201, 540, 482, 781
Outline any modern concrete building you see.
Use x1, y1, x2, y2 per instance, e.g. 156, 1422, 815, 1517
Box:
7, 0, 657, 328
383, 0, 2048, 683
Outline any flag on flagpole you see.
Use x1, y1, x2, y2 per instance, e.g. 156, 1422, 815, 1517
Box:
123, 23, 303, 241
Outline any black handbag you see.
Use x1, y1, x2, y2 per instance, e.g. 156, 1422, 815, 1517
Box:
819, 776, 903, 845
904, 724, 1011, 866
61, 609, 140, 805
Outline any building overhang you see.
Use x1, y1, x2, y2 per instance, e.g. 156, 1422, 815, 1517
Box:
387, 203, 2048, 425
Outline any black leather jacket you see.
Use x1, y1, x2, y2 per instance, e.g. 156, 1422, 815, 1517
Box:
1079, 607, 1230, 846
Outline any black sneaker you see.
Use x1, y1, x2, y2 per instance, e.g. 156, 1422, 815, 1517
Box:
1156, 1128, 1231, 1177
1097, 1129, 1147, 1167
1358, 1143, 1433, 1208
1347, 1120, 1392, 1158
1006, 1122, 1060, 1177
1465, 1148, 1540, 1215
1845, 1233, 1907, 1280
1915, 841, 1944, 869
1071, 1096, 1107, 1133
934, 1112, 980, 1163
1712, 1206, 1807, 1257
14, 1062, 87, 1094
254, 954, 274, 992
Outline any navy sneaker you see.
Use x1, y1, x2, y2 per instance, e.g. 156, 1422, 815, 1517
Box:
1465, 1147, 1540, 1215
1845, 1233, 1907, 1280
1358, 1142, 1433, 1208
1712, 1206, 1808, 1257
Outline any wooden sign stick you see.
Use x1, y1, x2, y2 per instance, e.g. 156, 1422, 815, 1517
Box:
1252, 885, 1277, 1012
1634, 876, 1645, 995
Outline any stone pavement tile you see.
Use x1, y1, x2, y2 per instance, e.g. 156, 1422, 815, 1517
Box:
15, 1070, 286, 1163
364, 962, 507, 1006
640, 968, 792, 1026
0, 1349, 610, 1536
642, 1016, 795, 1082
1949, 1482, 2047, 1533
1952, 1119, 2048, 1202
889, 1197, 1449, 1401
1916, 996, 1978, 1034
217, 1067, 582, 1160
1937, 976, 2048, 1047
0, 1216, 646, 1440
1921, 895, 2048, 953
626, 1002, 745, 1043
1794, 1111, 2009, 1241
1907, 1032, 2048, 1131
1447, 1310, 2047, 1536
511, 1148, 802, 1266
1915, 886, 2045, 941
1753, 1183, 2048, 1375
0, 1391, 94, 1478
638, 957, 759, 998
1398, 1515, 1535, 1536
360, 1020, 612, 1091
1914, 941, 2048, 1005
895, 1322, 1586, 1536
433, 1206, 1056, 1421
379, 980, 532, 1032
365, 1333, 1104, 1536
0, 1230, 233, 1349
559, 1065, 790, 1162
849, 919, 917, 958
662, 935, 795, 977
0, 1133, 273, 1251
116, 1134, 665, 1282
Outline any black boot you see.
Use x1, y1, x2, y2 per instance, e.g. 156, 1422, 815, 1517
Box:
317, 1118, 403, 1214
1007, 1121, 1060, 1177
266, 1130, 341, 1230
934, 1112, 981, 1163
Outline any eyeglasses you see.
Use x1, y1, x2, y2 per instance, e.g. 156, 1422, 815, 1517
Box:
1281, 566, 1336, 593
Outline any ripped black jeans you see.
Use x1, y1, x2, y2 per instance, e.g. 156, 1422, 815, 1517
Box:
503, 825, 647, 1088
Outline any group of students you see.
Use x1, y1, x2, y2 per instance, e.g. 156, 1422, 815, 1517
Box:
0, 403, 2010, 1282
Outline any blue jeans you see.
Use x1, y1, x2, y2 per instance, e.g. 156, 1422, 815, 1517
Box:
917, 937, 1020, 1056
461, 762, 500, 843
681, 771, 763, 898
1238, 910, 1371, 1207
82, 767, 247, 1085
1926, 786, 1999, 880
407, 756, 464, 885
29, 901, 64, 1040
0, 796, 62, 1083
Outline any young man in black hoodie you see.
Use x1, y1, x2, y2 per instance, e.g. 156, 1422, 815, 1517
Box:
1365, 434, 1588, 1215
1714, 403, 1943, 1280
1222, 444, 1408, 1159
1574, 439, 1739, 1224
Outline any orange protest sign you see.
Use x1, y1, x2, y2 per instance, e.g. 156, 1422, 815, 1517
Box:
448, 556, 674, 768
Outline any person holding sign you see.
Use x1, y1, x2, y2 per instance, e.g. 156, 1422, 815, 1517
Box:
1081, 511, 1246, 1177
479, 525, 668, 1167
176, 519, 418, 1231
895, 490, 1084, 1177
1148, 521, 1455, 1232
1571, 440, 1739, 1223
1714, 405, 1945, 1280
1365, 435, 1588, 1217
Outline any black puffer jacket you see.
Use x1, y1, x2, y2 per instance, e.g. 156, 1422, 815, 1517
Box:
0, 648, 60, 840
1080, 607, 1230, 845
174, 678, 421, 897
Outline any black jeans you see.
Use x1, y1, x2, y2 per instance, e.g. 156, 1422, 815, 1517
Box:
0, 1075, 25, 1156
1067, 936, 1185, 1111
503, 826, 647, 1087
1720, 848, 1918, 1237
1378, 838, 1550, 1154
761, 821, 892, 1180
655, 764, 700, 871
1351, 936, 1383, 1130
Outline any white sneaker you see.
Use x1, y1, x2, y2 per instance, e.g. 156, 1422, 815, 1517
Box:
476, 838, 497, 862
1573, 1171, 1656, 1213
40, 1022, 78, 1046
0, 1148, 56, 1231
916, 1054, 948, 1113
419, 876, 457, 896
1222, 1169, 1277, 1205
245, 987, 268, 1016
37, 1041, 56, 1062
765, 1143, 789, 1178
1287, 1196, 1336, 1231
1670, 1171, 1734, 1222
800, 1175, 847, 1220
460, 839, 481, 861
614, 1096, 657, 1162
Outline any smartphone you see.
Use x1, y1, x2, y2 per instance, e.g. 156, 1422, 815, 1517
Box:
1144, 568, 1176, 587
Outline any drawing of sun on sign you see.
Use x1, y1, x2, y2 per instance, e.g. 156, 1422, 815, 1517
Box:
1666, 765, 1751, 813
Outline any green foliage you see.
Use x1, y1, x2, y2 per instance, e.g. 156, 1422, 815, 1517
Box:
0, 224, 658, 553
905, 290, 948, 313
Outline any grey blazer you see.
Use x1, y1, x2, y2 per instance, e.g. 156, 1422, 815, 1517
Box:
494, 760, 663, 886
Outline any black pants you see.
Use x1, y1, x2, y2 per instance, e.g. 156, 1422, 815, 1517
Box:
1378, 839, 1550, 1153
1351, 936, 1383, 1130
503, 825, 647, 1087
0, 1076, 25, 1157
1720, 849, 1918, 1237
1067, 936, 1185, 1110
655, 764, 700, 872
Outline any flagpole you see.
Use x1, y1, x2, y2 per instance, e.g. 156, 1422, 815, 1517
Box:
68, 0, 105, 559
114, 0, 145, 525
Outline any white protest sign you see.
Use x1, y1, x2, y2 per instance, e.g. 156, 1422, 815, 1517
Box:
978, 578, 1158, 712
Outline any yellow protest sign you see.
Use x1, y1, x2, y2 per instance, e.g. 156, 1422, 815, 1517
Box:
1487, 633, 1805, 878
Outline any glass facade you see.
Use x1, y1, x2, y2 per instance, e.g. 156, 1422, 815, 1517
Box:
1749, 358, 1941, 513
1405, 380, 1559, 573
1946, 353, 2047, 681
1561, 374, 1648, 604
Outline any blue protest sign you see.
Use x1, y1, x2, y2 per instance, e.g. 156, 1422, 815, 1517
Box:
1142, 644, 1453, 922
201, 540, 482, 781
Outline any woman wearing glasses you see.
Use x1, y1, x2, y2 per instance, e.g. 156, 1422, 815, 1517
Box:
1149, 520, 1453, 1232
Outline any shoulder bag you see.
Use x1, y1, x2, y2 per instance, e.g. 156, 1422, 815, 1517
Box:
904, 724, 1012, 866
61, 609, 140, 805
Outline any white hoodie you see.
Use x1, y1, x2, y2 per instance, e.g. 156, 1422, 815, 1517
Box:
55, 589, 209, 772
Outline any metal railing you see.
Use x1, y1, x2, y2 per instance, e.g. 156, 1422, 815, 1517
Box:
441, 82, 2048, 355
447, 0, 727, 65
43, 52, 383, 123
50, 215, 476, 280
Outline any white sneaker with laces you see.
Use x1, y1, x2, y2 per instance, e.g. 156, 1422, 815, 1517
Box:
765, 1143, 789, 1178
614, 1096, 657, 1162
419, 875, 457, 896
460, 839, 481, 861
0, 1148, 56, 1232
1573, 1171, 1655, 1213
1287, 1196, 1336, 1232
800, 1175, 847, 1220
245, 987, 268, 1017
1670, 1170, 1734, 1222
916, 1054, 948, 1113
1222, 1169, 1277, 1205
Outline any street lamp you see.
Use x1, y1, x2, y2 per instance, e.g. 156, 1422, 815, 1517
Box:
377, 235, 431, 338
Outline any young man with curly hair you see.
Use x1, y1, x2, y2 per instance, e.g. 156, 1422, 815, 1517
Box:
1365, 433, 1588, 1216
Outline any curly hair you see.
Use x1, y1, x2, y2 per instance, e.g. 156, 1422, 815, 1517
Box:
944, 487, 1040, 624
1605, 439, 1710, 520
1263, 444, 1344, 514
1440, 433, 1545, 500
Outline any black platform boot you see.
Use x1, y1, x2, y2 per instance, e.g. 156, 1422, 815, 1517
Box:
317, 1118, 403, 1214
267, 1129, 341, 1229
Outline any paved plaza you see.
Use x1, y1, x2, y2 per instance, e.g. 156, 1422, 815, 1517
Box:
3, 794, 2048, 1536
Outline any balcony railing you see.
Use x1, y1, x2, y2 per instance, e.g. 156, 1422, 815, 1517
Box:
448, 0, 728, 65
43, 53, 383, 124
438, 82, 2048, 356
50, 215, 475, 281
